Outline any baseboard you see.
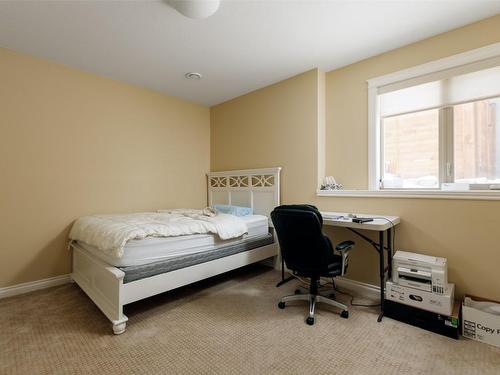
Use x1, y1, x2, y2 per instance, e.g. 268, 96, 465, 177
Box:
0, 274, 71, 299
278, 266, 381, 302
334, 277, 381, 302
0, 271, 380, 302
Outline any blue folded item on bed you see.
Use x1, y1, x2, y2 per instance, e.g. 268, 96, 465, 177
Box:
213, 204, 253, 216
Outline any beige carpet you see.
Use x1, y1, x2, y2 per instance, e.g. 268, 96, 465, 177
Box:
1, 266, 499, 375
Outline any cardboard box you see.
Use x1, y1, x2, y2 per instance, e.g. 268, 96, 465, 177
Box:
385, 300, 460, 339
462, 295, 500, 348
386, 281, 454, 316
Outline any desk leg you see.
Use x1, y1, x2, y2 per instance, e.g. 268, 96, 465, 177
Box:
387, 227, 393, 279
377, 231, 385, 322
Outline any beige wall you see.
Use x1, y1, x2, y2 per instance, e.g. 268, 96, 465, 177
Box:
327, 14, 500, 188
211, 69, 323, 204
0, 48, 210, 288
211, 15, 500, 300
3, 14, 500, 298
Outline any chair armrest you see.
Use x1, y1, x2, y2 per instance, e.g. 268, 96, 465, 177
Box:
335, 241, 355, 276
335, 240, 355, 252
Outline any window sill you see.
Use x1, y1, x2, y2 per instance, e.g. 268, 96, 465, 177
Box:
316, 189, 500, 200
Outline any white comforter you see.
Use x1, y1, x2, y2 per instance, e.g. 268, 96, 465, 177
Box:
69, 209, 248, 259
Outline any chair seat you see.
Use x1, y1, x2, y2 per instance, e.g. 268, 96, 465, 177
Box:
294, 254, 343, 278
323, 254, 343, 277
294, 236, 344, 278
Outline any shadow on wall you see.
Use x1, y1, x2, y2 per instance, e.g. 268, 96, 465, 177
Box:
323, 226, 381, 285
323, 220, 470, 299
14, 224, 73, 286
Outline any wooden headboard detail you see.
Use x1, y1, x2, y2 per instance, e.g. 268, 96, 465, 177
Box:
207, 167, 281, 224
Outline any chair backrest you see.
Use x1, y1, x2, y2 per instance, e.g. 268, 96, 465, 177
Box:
271, 205, 332, 276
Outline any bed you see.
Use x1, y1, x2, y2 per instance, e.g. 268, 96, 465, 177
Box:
70, 167, 281, 334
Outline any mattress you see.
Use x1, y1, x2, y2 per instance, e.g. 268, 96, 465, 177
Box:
120, 231, 274, 283
76, 215, 269, 267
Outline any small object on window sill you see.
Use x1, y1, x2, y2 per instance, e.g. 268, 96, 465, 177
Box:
320, 183, 343, 190
320, 176, 343, 191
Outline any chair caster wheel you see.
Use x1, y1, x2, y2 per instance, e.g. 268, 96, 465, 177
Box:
341, 310, 349, 319
306, 317, 315, 325
278, 302, 286, 309
294, 289, 301, 295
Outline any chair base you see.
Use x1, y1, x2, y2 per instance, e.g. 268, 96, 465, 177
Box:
278, 291, 348, 324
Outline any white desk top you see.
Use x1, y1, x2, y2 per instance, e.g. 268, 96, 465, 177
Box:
321, 211, 400, 231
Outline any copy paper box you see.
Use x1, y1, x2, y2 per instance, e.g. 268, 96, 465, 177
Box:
462, 295, 500, 349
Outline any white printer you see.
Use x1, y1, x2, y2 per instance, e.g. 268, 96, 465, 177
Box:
392, 251, 448, 295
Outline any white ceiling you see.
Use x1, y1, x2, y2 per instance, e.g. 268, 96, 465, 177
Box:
1, 1, 499, 106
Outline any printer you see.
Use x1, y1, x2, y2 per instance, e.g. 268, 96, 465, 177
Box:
392, 251, 448, 295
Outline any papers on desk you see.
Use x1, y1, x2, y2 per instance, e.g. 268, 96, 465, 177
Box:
322, 214, 399, 230
322, 214, 351, 221
321, 211, 400, 231
323, 214, 369, 222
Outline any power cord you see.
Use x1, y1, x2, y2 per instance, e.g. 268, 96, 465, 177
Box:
288, 216, 396, 309
342, 215, 393, 307
370, 216, 396, 254
338, 215, 397, 254
332, 284, 381, 308
290, 274, 380, 308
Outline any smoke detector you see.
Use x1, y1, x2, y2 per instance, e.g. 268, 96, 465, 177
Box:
185, 72, 202, 80
169, 0, 221, 20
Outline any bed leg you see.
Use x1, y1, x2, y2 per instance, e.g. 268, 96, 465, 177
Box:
112, 318, 128, 335
71, 246, 129, 335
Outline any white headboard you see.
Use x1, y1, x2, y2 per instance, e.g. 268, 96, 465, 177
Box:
207, 167, 281, 224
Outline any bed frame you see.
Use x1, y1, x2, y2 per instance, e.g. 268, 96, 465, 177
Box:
71, 167, 281, 334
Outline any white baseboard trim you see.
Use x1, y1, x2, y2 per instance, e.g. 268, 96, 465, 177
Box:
0, 274, 71, 300
0, 271, 382, 302
333, 277, 381, 302
280, 267, 382, 302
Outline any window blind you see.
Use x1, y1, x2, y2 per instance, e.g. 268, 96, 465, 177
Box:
379, 56, 500, 118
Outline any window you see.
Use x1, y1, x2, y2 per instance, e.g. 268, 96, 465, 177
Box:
383, 109, 440, 188
453, 98, 500, 185
374, 56, 500, 191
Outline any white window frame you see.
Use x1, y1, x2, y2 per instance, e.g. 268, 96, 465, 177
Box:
367, 42, 500, 193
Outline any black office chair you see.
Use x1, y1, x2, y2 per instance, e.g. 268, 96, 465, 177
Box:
271, 204, 355, 325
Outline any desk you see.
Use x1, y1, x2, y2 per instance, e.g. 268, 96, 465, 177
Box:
322, 212, 400, 322
276, 211, 400, 322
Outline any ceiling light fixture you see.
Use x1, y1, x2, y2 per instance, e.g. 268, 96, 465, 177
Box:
185, 72, 202, 80
168, 0, 220, 20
